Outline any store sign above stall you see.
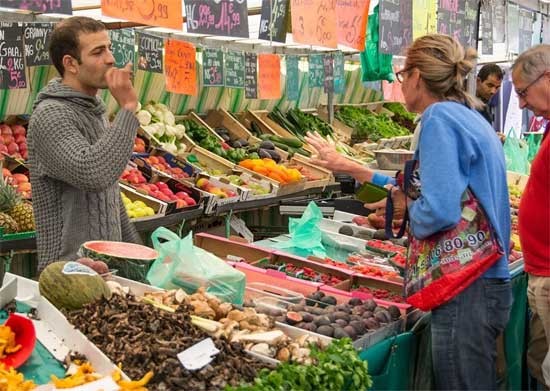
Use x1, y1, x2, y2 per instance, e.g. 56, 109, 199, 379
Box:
291, 0, 338, 48
336, 0, 370, 51
185, 0, 250, 38
0, 0, 72, 14
101, 0, 182, 30
165, 39, 198, 96
258, 0, 289, 43
0, 22, 27, 90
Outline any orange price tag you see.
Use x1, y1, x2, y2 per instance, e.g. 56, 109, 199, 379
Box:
101, 0, 183, 30
258, 54, 281, 100
336, 0, 370, 51
164, 39, 198, 96
291, 0, 338, 48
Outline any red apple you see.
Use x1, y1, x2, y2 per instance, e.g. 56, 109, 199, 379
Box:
2, 135, 13, 145
0, 144, 8, 154
21, 150, 28, 160
175, 191, 188, 199
7, 142, 19, 155
1, 125, 12, 136
11, 125, 25, 136
184, 197, 196, 206
176, 199, 188, 208
157, 182, 168, 190
14, 135, 25, 144
161, 188, 173, 197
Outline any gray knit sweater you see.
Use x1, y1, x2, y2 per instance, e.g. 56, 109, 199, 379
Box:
28, 78, 141, 270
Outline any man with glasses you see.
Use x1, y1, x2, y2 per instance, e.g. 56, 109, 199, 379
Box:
28, 17, 141, 271
511, 44, 550, 389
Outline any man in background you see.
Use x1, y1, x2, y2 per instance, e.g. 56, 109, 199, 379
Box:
477, 63, 504, 124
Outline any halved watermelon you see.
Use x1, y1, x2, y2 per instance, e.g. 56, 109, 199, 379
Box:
79, 241, 158, 283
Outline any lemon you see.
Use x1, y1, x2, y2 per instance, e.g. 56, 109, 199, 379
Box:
127, 210, 137, 218
145, 207, 155, 216
134, 200, 147, 208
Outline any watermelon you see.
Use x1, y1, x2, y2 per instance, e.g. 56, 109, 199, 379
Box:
39, 261, 111, 311
79, 241, 158, 283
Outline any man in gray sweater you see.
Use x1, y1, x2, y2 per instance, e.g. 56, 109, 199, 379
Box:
28, 17, 140, 270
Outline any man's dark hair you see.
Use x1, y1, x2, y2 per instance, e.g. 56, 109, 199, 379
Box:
477, 64, 504, 82
49, 16, 106, 76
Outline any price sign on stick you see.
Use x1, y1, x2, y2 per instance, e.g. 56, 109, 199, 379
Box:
323, 54, 334, 93
258, 54, 281, 100
136, 31, 163, 73
308, 54, 324, 88
245, 53, 258, 99
202, 49, 224, 87
291, 0, 338, 48
225, 51, 245, 88
101, 0, 182, 30
165, 39, 197, 96
0, 23, 27, 90
24, 22, 53, 67
336, 0, 370, 51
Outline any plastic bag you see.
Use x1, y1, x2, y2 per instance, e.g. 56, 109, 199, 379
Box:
526, 133, 543, 162
503, 135, 530, 174
273, 202, 327, 258
360, 5, 394, 82
146, 228, 246, 305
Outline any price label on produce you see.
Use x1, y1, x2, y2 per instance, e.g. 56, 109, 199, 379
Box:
291, 0, 338, 48
0, 22, 27, 90
177, 338, 220, 371
165, 39, 197, 96
101, 0, 183, 30
258, 54, 281, 100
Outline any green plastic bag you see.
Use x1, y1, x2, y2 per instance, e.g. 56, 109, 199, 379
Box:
526, 133, 543, 162
360, 5, 395, 82
147, 228, 246, 305
503, 133, 530, 174
273, 202, 326, 258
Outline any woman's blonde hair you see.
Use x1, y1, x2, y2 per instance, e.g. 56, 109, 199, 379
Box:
405, 34, 482, 109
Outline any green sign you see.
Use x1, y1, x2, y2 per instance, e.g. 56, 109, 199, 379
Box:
109, 28, 135, 68
285, 56, 299, 101
202, 49, 224, 87
333, 52, 345, 94
224, 51, 245, 88
308, 54, 324, 88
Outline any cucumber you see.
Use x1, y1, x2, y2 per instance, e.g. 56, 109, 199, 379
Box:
296, 148, 312, 157
271, 141, 290, 151
251, 121, 263, 136
276, 137, 303, 148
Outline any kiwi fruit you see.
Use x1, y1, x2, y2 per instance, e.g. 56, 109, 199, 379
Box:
316, 325, 334, 337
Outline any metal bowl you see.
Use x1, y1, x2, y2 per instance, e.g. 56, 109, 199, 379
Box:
374, 150, 414, 170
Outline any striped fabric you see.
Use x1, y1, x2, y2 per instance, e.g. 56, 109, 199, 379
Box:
1, 57, 383, 118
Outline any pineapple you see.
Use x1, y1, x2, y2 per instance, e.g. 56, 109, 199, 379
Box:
0, 212, 18, 234
0, 180, 35, 232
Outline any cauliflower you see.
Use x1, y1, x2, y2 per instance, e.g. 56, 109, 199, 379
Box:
174, 124, 186, 139
136, 110, 152, 126
165, 125, 177, 137
161, 142, 178, 155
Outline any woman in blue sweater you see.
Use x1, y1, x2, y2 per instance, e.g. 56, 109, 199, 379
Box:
307, 35, 511, 390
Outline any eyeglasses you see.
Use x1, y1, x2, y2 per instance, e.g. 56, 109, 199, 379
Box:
395, 66, 414, 83
516, 72, 548, 98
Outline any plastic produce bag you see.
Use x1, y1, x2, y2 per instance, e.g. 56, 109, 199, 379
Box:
360, 5, 395, 82
273, 202, 326, 258
526, 133, 543, 162
146, 228, 246, 305
503, 135, 530, 174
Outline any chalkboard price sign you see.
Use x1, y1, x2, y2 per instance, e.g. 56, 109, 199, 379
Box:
518, 9, 533, 54
202, 49, 224, 87
379, 0, 413, 55
258, 0, 289, 43
109, 28, 135, 69
308, 54, 324, 88
0, 0, 72, 14
23, 22, 53, 66
333, 51, 345, 94
245, 53, 258, 99
493, 1, 505, 44
323, 54, 334, 93
462, 0, 479, 49
225, 51, 245, 88
437, 0, 464, 44
185, 0, 249, 38
285, 55, 299, 101
136, 31, 163, 73
481, 1, 493, 55
0, 23, 27, 90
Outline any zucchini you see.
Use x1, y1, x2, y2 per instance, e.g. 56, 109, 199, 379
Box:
271, 141, 290, 151
277, 137, 303, 148
250, 121, 263, 136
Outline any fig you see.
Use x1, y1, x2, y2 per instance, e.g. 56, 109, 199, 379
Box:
387, 305, 401, 320
289, 304, 305, 312
314, 316, 331, 326
316, 325, 334, 337
333, 327, 350, 339
320, 296, 337, 306
285, 311, 303, 325
310, 307, 325, 316
375, 310, 391, 324
302, 322, 317, 332
335, 319, 348, 327
300, 312, 315, 323
305, 295, 318, 306
334, 311, 350, 321
327, 313, 337, 322
335, 304, 351, 313
295, 322, 305, 328
343, 326, 357, 340
323, 305, 336, 314
350, 315, 362, 322
364, 318, 381, 330
348, 298, 363, 306
364, 299, 377, 311
374, 306, 386, 314
352, 306, 366, 316
275, 315, 286, 323
362, 311, 374, 319
350, 320, 366, 335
